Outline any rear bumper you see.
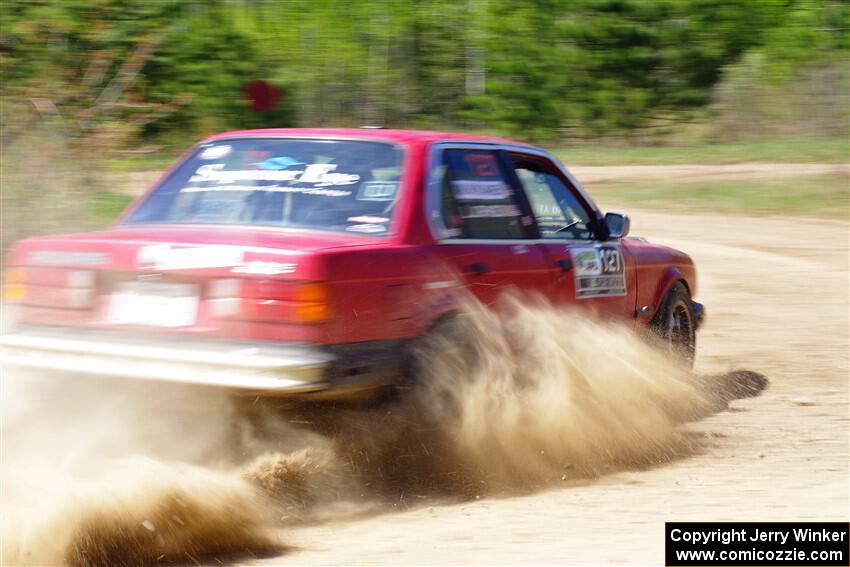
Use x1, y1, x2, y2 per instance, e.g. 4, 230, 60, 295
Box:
0, 327, 403, 398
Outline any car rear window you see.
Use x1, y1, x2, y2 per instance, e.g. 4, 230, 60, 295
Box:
123, 138, 404, 237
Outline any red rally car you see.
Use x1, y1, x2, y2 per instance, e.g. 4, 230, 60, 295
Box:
1, 129, 704, 398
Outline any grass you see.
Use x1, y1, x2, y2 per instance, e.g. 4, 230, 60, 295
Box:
101, 153, 177, 174
553, 136, 849, 166
91, 192, 134, 226
589, 174, 849, 219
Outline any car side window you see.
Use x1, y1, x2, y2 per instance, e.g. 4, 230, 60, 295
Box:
437, 149, 533, 239
509, 154, 594, 240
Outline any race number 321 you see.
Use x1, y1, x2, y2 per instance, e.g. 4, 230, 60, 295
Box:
601, 247, 623, 274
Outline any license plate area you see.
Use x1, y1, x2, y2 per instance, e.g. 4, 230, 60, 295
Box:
108, 281, 200, 328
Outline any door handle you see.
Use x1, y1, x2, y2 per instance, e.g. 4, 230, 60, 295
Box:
557, 258, 573, 270
467, 262, 490, 275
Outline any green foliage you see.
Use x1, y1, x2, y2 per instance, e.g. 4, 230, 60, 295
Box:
707, 0, 849, 142
454, 0, 848, 139
91, 191, 134, 226
2, 0, 846, 255
1, 0, 847, 145
140, 5, 295, 141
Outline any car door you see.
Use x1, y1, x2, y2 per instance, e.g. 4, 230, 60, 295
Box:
504, 151, 638, 321
425, 145, 552, 307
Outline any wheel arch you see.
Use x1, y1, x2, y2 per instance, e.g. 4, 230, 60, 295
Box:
421, 308, 463, 337
652, 267, 692, 314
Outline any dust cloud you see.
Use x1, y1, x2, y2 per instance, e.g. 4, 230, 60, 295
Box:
321, 296, 732, 495
0, 296, 765, 566
0, 371, 284, 566
411, 299, 711, 485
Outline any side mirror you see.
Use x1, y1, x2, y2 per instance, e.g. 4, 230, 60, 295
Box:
604, 212, 630, 239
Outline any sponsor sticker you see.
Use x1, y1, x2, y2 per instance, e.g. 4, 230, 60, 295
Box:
29, 251, 111, 266
346, 223, 387, 234
462, 153, 500, 176
570, 244, 626, 298
231, 261, 297, 275
188, 163, 360, 187
180, 184, 352, 197
451, 180, 512, 201
357, 181, 398, 201
460, 204, 522, 218
347, 215, 389, 224
137, 244, 244, 270
198, 145, 232, 160
252, 156, 304, 170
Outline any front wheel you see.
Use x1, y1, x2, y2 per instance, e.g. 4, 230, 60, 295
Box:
650, 281, 696, 367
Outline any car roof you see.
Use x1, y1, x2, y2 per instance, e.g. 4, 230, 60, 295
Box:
205, 128, 533, 148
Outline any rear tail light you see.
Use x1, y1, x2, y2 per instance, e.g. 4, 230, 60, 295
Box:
4, 267, 95, 309
291, 283, 331, 323
208, 279, 243, 318
292, 301, 332, 323
3, 268, 26, 302
292, 282, 329, 303
208, 279, 241, 298
208, 279, 332, 324
25, 286, 95, 309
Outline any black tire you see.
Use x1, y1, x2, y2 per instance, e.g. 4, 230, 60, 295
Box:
407, 313, 479, 377
650, 281, 696, 366
402, 312, 483, 414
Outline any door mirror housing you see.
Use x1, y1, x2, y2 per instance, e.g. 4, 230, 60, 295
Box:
604, 212, 630, 239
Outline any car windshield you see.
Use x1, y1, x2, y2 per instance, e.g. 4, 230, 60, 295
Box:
123, 138, 404, 237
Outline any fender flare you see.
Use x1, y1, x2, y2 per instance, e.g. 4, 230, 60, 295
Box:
652, 267, 689, 315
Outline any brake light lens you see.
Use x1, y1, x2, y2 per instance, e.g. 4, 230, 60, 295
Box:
208, 278, 241, 298
293, 282, 329, 304
294, 301, 332, 323
3, 268, 26, 302
208, 280, 332, 323
4, 268, 95, 308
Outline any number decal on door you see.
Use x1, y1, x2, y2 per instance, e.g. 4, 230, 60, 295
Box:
601, 247, 623, 275
570, 244, 626, 298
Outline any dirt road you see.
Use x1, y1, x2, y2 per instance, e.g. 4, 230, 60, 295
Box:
569, 163, 849, 183
246, 208, 849, 566
0, 176, 850, 565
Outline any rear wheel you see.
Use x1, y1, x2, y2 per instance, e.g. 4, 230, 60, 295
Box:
650, 282, 696, 366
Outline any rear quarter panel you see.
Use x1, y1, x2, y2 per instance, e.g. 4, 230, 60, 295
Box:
321, 245, 467, 343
